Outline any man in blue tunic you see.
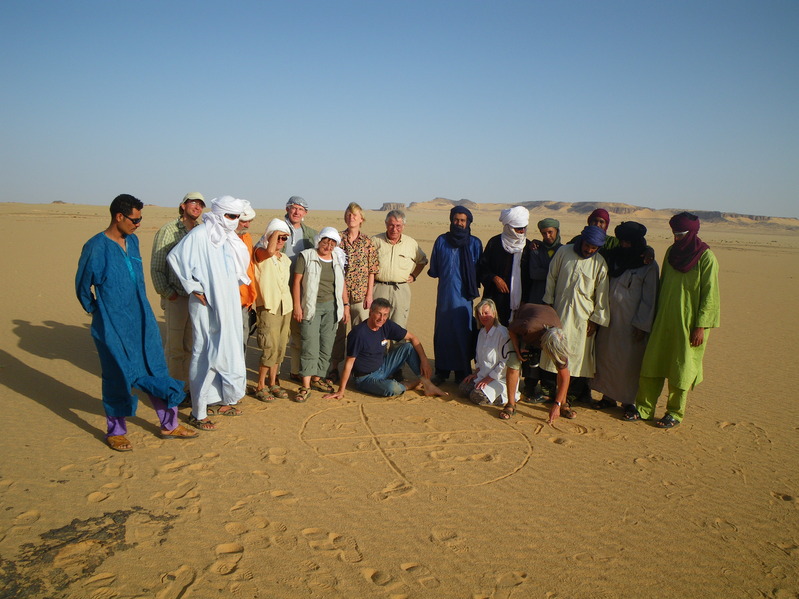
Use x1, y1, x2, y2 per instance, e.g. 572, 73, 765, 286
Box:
76, 194, 197, 451
428, 206, 483, 385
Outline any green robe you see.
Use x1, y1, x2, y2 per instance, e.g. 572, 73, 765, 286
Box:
639, 249, 720, 390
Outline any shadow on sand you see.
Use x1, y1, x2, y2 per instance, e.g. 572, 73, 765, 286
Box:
5, 320, 163, 442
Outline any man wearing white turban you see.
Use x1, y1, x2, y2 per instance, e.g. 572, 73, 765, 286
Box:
168, 195, 251, 430
477, 206, 533, 326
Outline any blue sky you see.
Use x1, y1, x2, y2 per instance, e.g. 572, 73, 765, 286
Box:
1, 1, 796, 217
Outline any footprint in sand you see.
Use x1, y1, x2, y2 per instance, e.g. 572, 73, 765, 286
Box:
478, 571, 529, 599
370, 480, 416, 501
0, 479, 14, 492
271, 521, 299, 549
361, 568, 410, 597
269, 489, 298, 504
263, 447, 288, 465
87, 491, 110, 503
302, 528, 363, 563
771, 491, 796, 503
400, 562, 440, 589
156, 565, 196, 599
209, 542, 244, 576
431, 526, 469, 554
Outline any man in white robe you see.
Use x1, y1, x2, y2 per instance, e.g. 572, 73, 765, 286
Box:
168, 196, 251, 430
540, 225, 609, 400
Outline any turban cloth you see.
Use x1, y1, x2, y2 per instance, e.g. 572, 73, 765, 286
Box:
668, 212, 709, 273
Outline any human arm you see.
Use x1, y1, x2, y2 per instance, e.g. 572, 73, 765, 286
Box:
151, 225, 180, 299
589, 258, 610, 328
408, 243, 428, 283
291, 272, 304, 322
254, 230, 282, 263
341, 285, 350, 324
75, 242, 99, 313
547, 364, 571, 424
324, 356, 356, 399
364, 273, 375, 310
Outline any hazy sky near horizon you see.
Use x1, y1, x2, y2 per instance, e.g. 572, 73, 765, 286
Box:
1, 1, 796, 217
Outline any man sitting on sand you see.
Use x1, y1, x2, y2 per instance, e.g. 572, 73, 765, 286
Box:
323, 298, 446, 399
76, 194, 197, 451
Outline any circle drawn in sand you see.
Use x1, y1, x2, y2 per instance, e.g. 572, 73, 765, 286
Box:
300, 403, 532, 488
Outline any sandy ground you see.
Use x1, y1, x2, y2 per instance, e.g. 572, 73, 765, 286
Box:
0, 201, 798, 599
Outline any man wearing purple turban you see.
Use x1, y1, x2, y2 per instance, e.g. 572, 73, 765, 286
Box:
540, 225, 610, 403
629, 212, 720, 428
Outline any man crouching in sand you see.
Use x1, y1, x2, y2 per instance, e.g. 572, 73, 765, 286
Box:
324, 298, 447, 399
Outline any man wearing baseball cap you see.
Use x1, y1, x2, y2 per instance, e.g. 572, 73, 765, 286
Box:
151, 192, 205, 397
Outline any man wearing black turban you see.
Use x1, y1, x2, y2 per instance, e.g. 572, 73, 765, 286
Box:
590, 222, 659, 419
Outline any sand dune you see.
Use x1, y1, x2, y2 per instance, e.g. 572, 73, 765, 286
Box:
0, 201, 797, 598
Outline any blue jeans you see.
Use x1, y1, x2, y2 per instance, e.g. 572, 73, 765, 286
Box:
354, 343, 421, 397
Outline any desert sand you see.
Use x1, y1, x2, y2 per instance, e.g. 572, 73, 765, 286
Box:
0, 201, 798, 598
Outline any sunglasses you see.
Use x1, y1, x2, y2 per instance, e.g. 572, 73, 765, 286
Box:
513, 227, 527, 234
278, 235, 289, 241
224, 213, 240, 220
122, 214, 143, 225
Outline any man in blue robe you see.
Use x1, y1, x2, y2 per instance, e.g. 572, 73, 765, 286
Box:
76, 194, 197, 451
428, 206, 483, 385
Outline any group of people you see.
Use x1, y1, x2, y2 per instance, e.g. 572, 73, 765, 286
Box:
76, 194, 719, 452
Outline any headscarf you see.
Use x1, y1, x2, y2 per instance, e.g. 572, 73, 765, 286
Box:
446, 206, 479, 300
605, 221, 647, 277
537, 218, 562, 251
315, 226, 346, 265
499, 206, 529, 314
574, 225, 606, 259
286, 196, 308, 210
588, 209, 610, 230
240, 202, 256, 222
668, 212, 709, 273
206, 196, 251, 283
259, 218, 291, 248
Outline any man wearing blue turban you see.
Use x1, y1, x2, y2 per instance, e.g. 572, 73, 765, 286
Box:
540, 225, 610, 402
428, 206, 483, 384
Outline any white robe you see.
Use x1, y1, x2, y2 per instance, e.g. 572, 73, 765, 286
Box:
590, 262, 659, 404
540, 245, 609, 377
167, 223, 246, 418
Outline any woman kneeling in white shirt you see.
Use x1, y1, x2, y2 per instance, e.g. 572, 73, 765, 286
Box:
459, 299, 519, 409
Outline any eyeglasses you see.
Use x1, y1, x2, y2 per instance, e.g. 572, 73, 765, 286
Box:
278, 235, 289, 241
185, 199, 204, 206
122, 214, 143, 225
223, 213, 240, 220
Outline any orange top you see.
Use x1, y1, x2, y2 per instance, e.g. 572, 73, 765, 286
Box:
239, 233, 258, 308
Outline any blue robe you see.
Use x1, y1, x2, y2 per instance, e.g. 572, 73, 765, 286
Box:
76, 233, 184, 417
428, 234, 483, 374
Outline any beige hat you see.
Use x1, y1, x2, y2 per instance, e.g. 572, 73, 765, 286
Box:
182, 192, 205, 206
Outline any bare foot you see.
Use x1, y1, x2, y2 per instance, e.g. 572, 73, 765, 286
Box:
409, 378, 448, 397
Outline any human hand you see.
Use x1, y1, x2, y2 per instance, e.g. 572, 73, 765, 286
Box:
547, 403, 561, 424
475, 376, 493, 390
586, 321, 597, 337
632, 328, 646, 342
494, 276, 510, 294
690, 327, 705, 347
193, 292, 207, 306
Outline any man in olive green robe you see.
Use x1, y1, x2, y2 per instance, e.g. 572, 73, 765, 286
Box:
632, 212, 720, 428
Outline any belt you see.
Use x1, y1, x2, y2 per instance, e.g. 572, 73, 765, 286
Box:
376, 280, 407, 286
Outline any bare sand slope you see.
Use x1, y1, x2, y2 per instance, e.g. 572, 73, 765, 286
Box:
0, 202, 797, 598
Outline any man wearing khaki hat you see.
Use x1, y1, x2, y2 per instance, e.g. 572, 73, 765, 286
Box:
151, 192, 205, 396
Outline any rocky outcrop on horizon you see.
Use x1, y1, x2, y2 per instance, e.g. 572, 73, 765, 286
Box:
402, 197, 796, 227
378, 202, 406, 212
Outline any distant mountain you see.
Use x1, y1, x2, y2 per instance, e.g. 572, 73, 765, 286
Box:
404, 198, 798, 228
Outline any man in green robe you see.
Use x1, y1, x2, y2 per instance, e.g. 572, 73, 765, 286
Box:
630, 212, 720, 428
